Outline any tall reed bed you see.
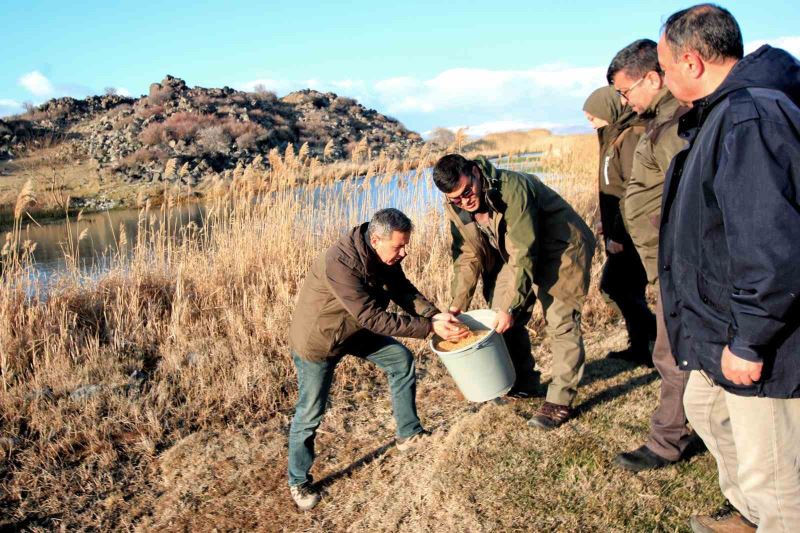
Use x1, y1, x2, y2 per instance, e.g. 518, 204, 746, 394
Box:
0, 134, 607, 526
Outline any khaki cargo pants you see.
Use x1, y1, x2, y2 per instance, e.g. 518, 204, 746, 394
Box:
484, 266, 585, 407
684, 371, 800, 531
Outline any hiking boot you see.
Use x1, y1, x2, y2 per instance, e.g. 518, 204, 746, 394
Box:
289, 479, 320, 511
505, 388, 535, 400
396, 429, 431, 453
614, 445, 675, 472
607, 346, 654, 367
689, 501, 756, 532
527, 402, 573, 430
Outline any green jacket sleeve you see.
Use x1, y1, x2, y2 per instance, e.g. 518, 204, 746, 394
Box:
492, 177, 538, 315
449, 218, 481, 311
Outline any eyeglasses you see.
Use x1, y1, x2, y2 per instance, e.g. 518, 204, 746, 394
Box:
616, 77, 645, 101
447, 176, 476, 205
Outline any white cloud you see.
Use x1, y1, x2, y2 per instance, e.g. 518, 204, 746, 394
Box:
371, 65, 606, 115
116, 87, 131, 97
19, 71, 55, 97
745, 36, 800, 58
0, 98, 23, 117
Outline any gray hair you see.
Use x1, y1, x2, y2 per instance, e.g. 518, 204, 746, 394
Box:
368, 208, 413, 239
663, 4, 743, 62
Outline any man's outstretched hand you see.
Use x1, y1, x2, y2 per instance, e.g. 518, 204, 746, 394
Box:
721, 345, 763, 386
492, 310, 514, 333
432, 312, 469, 341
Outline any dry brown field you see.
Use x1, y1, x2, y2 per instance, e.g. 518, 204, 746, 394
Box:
0, 134, 720, 531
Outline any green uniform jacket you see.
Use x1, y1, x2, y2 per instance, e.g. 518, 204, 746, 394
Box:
601, 112, 647, 198
446, 157, 596, 315
624, 88, 688, 282
598, 111, 646, 243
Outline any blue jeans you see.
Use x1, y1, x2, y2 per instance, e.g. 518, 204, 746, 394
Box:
287, 332, 423, 486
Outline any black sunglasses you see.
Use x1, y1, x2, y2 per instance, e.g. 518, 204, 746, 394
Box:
448, 176, 477, 205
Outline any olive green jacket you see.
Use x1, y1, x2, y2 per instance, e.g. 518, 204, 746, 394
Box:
445, 157, 595, 315
624, 88, 688, 282
598, 112, 646, 243
600, 111, 647, 199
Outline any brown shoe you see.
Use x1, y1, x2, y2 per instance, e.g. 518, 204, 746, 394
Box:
690, 501, 756, 532
527, 401, 573, 430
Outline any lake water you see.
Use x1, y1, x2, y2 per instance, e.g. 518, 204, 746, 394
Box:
8, 154, 567, 284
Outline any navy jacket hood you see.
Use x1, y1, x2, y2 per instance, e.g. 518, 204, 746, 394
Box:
703, 45, 800, 109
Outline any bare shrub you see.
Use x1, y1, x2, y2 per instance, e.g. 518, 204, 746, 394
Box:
235, 132, 257, 150
135, 105, 165, 120
197, 125, 231, 155
221, 119, 265, 141
118, 147, 168, 168
253, 90, 277, 103
139, 122, 166, 146
104, 87, 118, 96
148, 85, 173, 105
300, 115, 330, 143
162, 112, 219, 142
331, 96, 356, 112
428, 127, 455, 148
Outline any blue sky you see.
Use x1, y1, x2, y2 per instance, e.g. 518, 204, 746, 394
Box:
2, 0, 798, 135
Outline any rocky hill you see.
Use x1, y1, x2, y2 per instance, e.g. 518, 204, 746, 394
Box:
0, 75, 422, 185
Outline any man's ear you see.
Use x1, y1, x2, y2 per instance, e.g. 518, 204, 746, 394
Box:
647, 70, 664, 90
684, 51, 705, 79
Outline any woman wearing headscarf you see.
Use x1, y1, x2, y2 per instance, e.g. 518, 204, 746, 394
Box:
583, 86, 655, 365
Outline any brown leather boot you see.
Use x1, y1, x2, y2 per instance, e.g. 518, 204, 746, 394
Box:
690, 501, 756, 532
527, 401, 573, 430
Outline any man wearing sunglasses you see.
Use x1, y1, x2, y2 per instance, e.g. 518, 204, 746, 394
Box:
432, 154, 595, 429
607, 39, 692, 472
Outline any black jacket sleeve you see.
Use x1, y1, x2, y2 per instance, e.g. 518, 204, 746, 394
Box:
715, 117, 800, 362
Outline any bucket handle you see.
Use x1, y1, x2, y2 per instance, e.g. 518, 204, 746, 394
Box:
472, 330, 498, 350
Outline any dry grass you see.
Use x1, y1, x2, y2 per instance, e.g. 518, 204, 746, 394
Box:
464, 128, 552, 157
0, 135, 720, 531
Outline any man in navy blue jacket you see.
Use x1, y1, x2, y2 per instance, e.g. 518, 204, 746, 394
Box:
658, 4, 800, 532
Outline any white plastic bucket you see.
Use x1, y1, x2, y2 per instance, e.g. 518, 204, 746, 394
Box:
430, 309, 516, 402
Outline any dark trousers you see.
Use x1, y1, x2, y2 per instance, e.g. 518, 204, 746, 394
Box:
599, 244, 655, 349
645, 292, 692, 461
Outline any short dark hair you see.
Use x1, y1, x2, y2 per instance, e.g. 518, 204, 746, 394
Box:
432, 154, 476, 193
368, 208, 413, 239
607, 39, 662, 84
663, 4, 743, 62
